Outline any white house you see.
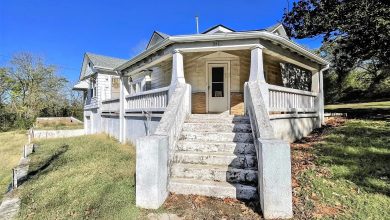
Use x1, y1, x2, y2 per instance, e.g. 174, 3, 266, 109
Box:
74, 23, 329, 219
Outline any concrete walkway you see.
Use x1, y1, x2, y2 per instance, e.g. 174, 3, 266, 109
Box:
0, 197, 20, 220
0, 144, 34, 219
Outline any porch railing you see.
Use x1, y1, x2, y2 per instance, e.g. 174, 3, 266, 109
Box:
267, 84, 318, 113
84, 96, 99, 110
101, 98, 120, 113
125, 86, 170, 112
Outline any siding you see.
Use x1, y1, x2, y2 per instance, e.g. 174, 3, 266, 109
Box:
97, 74, 110, 101
264, 54, 283, 86
184, 50, 250, 114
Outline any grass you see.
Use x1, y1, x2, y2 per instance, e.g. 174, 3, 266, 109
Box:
325, 101, 390, 110
7, 119, 389, 219
0, 130, 27, 200
17, 134, 138, 219
34, 118, 83, 130
295, 119, 390, 219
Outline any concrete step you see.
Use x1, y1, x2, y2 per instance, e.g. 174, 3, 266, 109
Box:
176, 140, 256, 155
169, 178, 258, 200
180, 131, 253, 143
173, 151, 257, 169
171, 163, 258, 185
182, 123, 252, 133
186, 115, 250, 124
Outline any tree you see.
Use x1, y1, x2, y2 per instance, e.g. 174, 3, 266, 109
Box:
6, 53, 68, 128
283, 0, 390, 91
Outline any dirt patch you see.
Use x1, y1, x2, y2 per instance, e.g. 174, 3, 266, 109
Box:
290, 117, 346, 219
150, 194, 262, 220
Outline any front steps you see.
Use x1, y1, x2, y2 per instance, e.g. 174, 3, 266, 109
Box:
169, 114, 258, 200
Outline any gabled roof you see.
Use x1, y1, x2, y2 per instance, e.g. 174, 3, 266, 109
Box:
79, 53, 126, 80
202, 24, 235, 34
146, 31, 170, 49
86, 52, 127, 69
265, 23, 289, 39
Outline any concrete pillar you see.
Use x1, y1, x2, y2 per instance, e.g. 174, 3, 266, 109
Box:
257, 138, 293, 219
136, 135, 169, 209
249, 45, 266, 82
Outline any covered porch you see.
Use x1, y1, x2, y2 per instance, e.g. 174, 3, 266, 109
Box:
114, 42, 324, 119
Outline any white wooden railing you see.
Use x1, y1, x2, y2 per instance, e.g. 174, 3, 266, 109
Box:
101, 98, 120, 113
84, 96, 99, 110
267, 84, 318, 113
125, 86, 170, 112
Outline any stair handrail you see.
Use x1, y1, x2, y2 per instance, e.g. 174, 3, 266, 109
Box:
154, 82, 192, 164
244, 81, 275, 140
244, 81, 293, 219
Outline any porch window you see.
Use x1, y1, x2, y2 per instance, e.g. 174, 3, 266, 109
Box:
211, 67, 224, 97
111, 77, 120, 98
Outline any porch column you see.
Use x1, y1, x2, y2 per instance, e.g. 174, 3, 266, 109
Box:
312, 70, 323, 127
249, 45, 269, 109
171, 49, 185, 85
249, 45, 266, 82
119, 75, 129, 143
318, 69, 325, 125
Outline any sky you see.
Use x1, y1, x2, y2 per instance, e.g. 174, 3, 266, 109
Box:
0, 0, 323, 83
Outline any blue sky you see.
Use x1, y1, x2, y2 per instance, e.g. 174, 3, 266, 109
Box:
0, 0, 323, 83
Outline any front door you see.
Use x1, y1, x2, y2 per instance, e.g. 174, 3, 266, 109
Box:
208, 63, 229, 113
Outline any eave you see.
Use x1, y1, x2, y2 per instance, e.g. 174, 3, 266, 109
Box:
116, 31, 329, 72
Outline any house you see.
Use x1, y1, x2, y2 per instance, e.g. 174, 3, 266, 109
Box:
74, 23, 329, 219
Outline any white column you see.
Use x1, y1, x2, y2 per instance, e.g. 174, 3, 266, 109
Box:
249, 45, 266, 82
312, 70, 322, 127
171, 49, 185, 85
318, 69, 325, 125
249, 45, 269, 109
119, 75, 129, 143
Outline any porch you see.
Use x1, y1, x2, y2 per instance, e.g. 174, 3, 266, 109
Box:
99, 43, 324, 143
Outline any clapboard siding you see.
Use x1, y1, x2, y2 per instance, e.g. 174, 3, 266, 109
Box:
151, 59, 172, 89
264, 54, 283, 86
97, 74, 110, 101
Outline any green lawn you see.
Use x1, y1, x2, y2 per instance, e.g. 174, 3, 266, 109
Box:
295, 119, 390, 219
0, 131, 27, 201
8, 119, 390, 219
17, 135, 138, 219
325, 101, 390, 110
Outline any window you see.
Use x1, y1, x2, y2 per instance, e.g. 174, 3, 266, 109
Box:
211, 67, 224, 97
111, 77, 120, 98
128, 74, 151, 94
91, 77, 97, 97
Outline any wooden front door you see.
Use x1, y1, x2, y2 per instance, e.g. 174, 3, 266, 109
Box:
208, 63, 229, 113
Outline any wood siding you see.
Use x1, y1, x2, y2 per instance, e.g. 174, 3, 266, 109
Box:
183, 51, 250, 114
264, 54, 283, 86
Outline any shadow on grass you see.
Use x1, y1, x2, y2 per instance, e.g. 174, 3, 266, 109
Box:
26, 144, 69, 179
315, 121, 390, 196
326, 108, 390, 121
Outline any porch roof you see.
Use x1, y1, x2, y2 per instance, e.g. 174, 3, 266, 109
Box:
116, 26, 329, 72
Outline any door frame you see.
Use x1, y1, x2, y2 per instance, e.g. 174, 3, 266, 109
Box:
205, 61, 231, 113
